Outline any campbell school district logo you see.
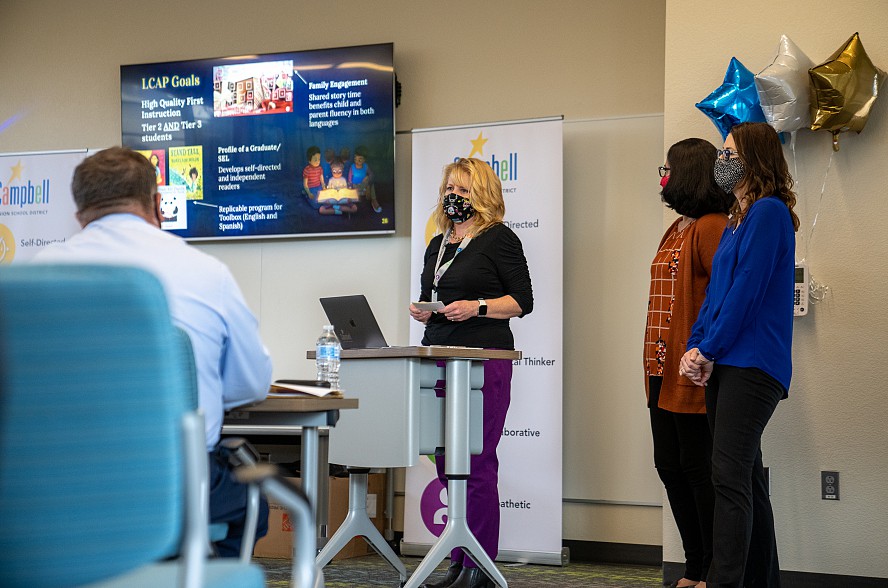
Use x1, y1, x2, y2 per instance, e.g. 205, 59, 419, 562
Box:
419, 477, 448, 537
0, 223, 15, 263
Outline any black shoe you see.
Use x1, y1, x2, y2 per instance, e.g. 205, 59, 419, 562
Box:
420, 562, 463, 588
447, 567, 494, 588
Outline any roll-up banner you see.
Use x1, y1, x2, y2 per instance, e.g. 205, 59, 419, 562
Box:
0, 150, 88, 264
406, 117, 564, 564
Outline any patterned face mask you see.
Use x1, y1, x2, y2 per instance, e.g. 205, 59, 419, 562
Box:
714, 158, 745, 194
442, 192, 476, 223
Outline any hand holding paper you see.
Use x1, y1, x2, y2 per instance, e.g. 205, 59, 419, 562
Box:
411, 301, 444, 312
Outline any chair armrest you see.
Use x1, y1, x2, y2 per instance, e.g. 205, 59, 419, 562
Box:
220, 437, 261, 466
219, 437, 261, 562
235, 464, 323, 588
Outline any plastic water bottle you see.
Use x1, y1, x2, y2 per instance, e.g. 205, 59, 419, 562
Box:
315, 325, 341, 390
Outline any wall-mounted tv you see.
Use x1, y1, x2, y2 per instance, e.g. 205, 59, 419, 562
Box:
120, 43, 395, 240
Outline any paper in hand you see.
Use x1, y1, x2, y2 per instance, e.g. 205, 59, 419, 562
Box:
412, 301, 444, 312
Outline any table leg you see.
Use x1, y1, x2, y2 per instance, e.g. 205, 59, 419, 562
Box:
404, 358, 508, 588
317, 430, 330, 548
316, 470, 407, 583
301, 425, 320, 549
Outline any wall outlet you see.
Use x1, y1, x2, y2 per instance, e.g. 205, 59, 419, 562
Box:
821, 471, 839, 500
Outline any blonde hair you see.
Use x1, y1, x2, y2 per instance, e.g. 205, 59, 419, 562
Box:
432, 158, 505, 236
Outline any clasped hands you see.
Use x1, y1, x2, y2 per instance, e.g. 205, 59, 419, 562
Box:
679, 347, 713, 386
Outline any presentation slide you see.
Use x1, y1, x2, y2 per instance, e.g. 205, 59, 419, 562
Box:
121, 43, 395, 240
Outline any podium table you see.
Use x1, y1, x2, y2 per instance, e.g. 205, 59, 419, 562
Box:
314, 346, 521, 588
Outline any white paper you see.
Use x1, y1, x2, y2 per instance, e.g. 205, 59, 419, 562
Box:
412, 301, 444, 312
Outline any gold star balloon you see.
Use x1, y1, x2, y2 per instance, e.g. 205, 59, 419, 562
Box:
809, 32, 887, 150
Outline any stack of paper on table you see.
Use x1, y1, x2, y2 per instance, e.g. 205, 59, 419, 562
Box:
268, 379, 343, 398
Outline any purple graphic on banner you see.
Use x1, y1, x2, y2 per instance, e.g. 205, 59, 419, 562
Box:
419, 477, 448, 536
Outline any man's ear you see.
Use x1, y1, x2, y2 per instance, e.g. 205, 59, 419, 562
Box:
152, 192, 163, 227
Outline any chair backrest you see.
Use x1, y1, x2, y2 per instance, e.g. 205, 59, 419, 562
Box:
0, 264, 192, 587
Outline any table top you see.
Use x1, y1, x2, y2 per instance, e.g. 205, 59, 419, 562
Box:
232, 395, 359, 413
307, 346, 521, 361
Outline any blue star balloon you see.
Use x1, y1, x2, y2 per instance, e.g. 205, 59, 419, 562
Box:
696, 57, 767, 139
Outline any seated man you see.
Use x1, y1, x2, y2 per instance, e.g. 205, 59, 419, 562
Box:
33, 147, 273, 557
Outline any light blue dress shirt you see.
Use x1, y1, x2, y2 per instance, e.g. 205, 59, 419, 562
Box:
33, 213, 272, 450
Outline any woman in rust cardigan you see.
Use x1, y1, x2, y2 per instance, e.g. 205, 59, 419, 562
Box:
643, 138, 733, 588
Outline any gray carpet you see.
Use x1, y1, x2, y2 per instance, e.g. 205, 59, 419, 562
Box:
257, 555, 664, 587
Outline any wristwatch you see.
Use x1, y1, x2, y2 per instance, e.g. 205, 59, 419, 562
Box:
477, 299, 488, 316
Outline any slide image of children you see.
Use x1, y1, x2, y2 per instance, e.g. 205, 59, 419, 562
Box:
321, 147, 336, 183
327, 161, 348, 190
349, 145, 381, 213
303, 145, 326, 208
319, 161, 358, 216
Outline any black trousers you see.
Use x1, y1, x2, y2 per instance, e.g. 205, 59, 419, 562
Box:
209, 448, 269, 557
649, 376, 715, 582
705, 365, 783, 588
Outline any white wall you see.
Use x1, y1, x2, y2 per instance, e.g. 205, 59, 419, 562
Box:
664, 0, 888, 578
0, 0, 668, 547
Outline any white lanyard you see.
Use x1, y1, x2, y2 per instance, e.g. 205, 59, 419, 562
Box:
431, 227, 473, 302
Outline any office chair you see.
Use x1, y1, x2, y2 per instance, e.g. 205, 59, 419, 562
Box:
221, 433, 327, 588
0, 264, 268, 588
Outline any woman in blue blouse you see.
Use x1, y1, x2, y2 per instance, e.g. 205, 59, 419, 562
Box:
680, 122, 799, 588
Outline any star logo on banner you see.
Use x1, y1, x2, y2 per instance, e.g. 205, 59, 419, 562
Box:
468, 132, 487, 158
7, 160, 23, 185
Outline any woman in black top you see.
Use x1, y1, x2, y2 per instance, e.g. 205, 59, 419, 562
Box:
411, 157, 533, 588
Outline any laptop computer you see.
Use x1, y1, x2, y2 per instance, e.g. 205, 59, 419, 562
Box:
319, 294, 389, 349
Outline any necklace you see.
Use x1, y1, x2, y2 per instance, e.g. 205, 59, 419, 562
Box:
432, 227, 474, 302
449, 232, 472, 243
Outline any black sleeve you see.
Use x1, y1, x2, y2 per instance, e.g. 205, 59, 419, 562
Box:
495, 228, 534, 316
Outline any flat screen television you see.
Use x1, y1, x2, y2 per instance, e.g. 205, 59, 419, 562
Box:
120, 43, 395, 240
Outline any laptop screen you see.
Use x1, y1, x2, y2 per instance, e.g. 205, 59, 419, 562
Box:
319, 295, 389, 349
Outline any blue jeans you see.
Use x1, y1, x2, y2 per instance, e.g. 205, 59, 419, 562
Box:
705, 364, 783, 588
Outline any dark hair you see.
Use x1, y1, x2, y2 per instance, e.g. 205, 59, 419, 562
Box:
306, 145, 320, 159
730, 122, 800, 231
660, 138, 733, 218
189, 167, 199, 179
354, 145, 368, 158
72, 147, 156, 219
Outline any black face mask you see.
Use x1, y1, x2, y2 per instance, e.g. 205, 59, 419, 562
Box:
442, 192, 476, 224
